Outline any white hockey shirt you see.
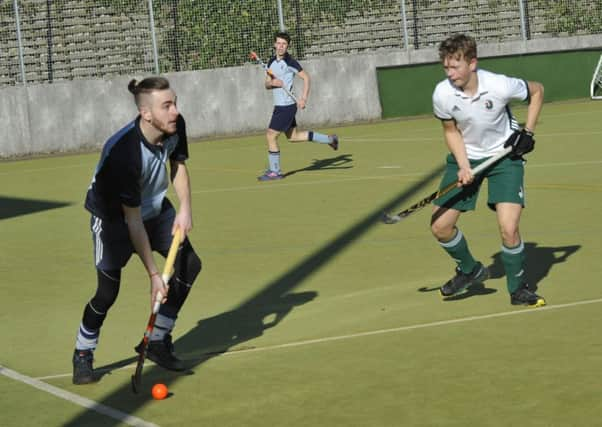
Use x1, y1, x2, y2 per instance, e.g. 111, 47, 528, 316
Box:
432, 69, 529, 159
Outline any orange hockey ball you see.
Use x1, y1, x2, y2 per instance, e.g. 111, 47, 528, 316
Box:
151, 383, 168, 400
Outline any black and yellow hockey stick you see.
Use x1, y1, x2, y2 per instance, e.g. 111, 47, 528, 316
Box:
131, 228, 181, 393
382, 146, 512, 224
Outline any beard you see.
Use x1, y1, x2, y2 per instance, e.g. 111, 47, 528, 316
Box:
151, 116, 178, 136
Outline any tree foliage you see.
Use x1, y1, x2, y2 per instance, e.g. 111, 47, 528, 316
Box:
536, 0, 602, 35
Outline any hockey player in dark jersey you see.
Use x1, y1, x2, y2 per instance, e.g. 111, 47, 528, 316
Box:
72, 77, 202, 384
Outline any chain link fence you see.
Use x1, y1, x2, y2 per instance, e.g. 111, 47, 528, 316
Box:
2, 0, 601, 87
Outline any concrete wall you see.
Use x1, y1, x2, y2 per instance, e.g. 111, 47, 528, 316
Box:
2, 34, 601, 158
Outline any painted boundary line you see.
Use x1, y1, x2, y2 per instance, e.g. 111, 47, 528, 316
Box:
218, 297, 602, 356
0, 365, 158, 427
189, 159, 602, 195
33, 297, 602, 381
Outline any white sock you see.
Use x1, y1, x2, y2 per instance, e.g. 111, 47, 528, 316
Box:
150, 314, 175, 341
75, 323, 98, 351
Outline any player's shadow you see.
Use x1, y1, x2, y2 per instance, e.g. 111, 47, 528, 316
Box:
175, 291, 317, 359
93, 291, 317, 382
64, 162, 448, 426
283, 153, 353, 177
417, 242, 581, 300
0, 196, 71, 220
486, 242, 580, 291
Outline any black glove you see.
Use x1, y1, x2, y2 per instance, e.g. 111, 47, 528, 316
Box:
504, 129, 535, 157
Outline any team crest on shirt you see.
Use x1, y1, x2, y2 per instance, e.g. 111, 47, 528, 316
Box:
484, 99, 493, 110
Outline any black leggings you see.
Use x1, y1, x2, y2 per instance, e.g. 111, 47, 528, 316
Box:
81, 238, 202, 331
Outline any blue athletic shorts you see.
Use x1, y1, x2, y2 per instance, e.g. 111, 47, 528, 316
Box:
268, 104, 297, 132
91, 199, 176, 270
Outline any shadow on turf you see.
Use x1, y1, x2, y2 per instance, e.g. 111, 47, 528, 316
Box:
283, 153, 353, 177
0, 196, 71, 220
487, 242, 581, 291
417, 242, 581, 299
63, 162, 446, 427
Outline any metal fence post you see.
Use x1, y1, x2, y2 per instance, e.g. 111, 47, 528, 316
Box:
172, 0, 181, 71
293, 0, 304, 57
276, 0, 286, 31
518, 0, 531, 41
411, 0, 419, 49
13, 0, 27, 85
147, 0, 160, 73
399, 0, 409, 52
46, 0, 54, 82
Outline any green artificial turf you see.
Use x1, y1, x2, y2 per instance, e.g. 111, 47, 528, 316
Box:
1, 98, 601, 426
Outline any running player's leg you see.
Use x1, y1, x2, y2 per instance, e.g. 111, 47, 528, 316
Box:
286, 126, 339, 150
259, 105, 297, 180
263, 128, 282, 177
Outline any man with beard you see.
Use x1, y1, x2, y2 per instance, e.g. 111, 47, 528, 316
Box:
72, 77, 202, 384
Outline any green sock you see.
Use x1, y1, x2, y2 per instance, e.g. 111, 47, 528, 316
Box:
439, 228, 477, 274
501, 241, 526, 294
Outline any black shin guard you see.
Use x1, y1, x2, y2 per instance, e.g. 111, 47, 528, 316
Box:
82, 269, 121, 331
159, 238, 201, 319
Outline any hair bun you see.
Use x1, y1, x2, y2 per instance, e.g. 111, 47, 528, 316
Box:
127, 79, 138, 94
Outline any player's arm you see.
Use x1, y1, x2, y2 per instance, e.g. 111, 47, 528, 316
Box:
265, 68, 283, 90
524, 80, 544, 133
122, 205, 167, 307
265, 73, 277, 89
170, 159, 193, 237
297, 70, 310, 109
441, 119, 473, 186
504, 79, 544, 157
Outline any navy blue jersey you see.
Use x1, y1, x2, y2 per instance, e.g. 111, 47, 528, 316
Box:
85, 115, 188, 221
267, 53, 302, 106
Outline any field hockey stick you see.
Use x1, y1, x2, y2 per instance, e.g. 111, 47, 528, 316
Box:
382, 146, 512, 224
131, 228, 182, 393
249, 51, 298, 103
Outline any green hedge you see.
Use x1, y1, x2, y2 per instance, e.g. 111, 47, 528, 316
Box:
377, 50, 602, 119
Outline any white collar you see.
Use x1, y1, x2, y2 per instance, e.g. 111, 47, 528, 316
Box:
452, 69, 489, 100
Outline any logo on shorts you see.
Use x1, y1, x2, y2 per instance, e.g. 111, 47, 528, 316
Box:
518, 186, 524, 199
484, 99, 493, 110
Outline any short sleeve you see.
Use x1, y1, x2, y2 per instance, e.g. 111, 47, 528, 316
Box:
108, 139, 141, 208
286, 56, 302, 73
503, 76, 529, 102
170, 114, 189, 162
432, 85, 452, 120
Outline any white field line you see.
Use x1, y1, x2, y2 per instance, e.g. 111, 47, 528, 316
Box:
2, 124, 601, 176
191, 158, 602, 195
0, 162, 91, 176
344, 129, 602, 143
529, 160, 602, 168
35, 297, 602, 381
217, 297, 602, 356
190, 172, 423, 194
0, 365, 158, 427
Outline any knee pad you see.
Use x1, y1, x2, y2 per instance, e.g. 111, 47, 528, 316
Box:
174, 238, 202, 285
160, 239, 201, 318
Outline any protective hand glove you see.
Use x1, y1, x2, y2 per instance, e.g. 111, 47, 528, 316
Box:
504, 129, 535, 158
